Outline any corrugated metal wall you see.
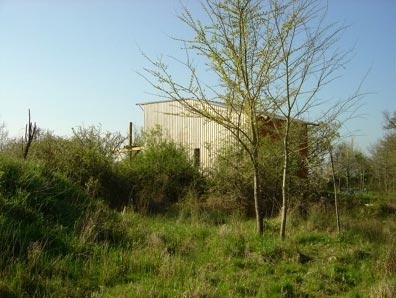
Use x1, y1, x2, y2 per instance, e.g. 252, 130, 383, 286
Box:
141, 100, 234, 168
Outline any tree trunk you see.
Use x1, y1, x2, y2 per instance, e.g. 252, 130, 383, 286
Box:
280, 124, 290, 240
253, 164, 264, 235
329, 148, 341, 234
280, 155, 288, 239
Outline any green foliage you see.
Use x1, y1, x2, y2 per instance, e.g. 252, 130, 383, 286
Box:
1, 122, 395, 296
370, 132, 396, 194
2, 126, 130, 207
0, 181, 395, 297
0, 155, 129, 297
0, 156, 86, 259
209, 136, 306, 216
122, 127, 203, 213
331, 141, 371, 192
208, 145, 256, 215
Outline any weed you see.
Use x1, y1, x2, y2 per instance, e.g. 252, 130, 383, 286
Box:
381, 242, 396, 276
369, 279, 396, 298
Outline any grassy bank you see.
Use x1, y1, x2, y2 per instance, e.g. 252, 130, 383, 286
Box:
1, 206, 395, 297
0, 156, 395, 297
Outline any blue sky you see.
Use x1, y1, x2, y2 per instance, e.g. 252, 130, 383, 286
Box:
0, 0, 395, 152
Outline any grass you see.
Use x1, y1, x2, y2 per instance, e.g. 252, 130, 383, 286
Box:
1, 204, 395, 297
1, 156, 396, 297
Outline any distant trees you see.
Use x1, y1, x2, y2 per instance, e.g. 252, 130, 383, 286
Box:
384, 111, 396, 130
370, 112, 396, 194
370, 134, 396, 194
323, 111, 396, 195
332, 141, 370, 191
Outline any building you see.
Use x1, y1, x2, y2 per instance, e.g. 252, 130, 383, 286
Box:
138, 99, 309, 171
138, 99, 234, 168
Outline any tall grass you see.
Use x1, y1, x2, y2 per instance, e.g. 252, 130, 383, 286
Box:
0, 155, 130, 297
1, 150, 396, 297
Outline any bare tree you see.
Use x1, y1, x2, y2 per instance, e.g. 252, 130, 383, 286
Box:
261, 0, 350, 239
322, 122, 342, 233
384, 111, 396, 130
143, 0, 281, 234
143, 0, 359, 235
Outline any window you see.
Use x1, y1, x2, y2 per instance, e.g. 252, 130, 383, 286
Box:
193, 148, 200, 167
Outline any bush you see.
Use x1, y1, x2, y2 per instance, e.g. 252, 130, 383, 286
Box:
209, 137, 286, 216
0, 156, 84, 262
3, 127, 130, 208
0, 156, 88, 227
0, 155, 128, 265
122, 128, 203, 213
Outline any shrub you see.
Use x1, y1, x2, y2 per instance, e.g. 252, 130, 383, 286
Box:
122, 128, 203, 213
209, 138, 287, 216
5, 127, 130, 208
0, 156, 88, 228
0, 155, 128, 265
0, 156, 85, 263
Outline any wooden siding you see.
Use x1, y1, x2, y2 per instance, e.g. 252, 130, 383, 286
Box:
141, 100, 234, 168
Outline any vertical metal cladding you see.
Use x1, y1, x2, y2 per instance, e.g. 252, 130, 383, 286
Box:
140, 99, 234, 168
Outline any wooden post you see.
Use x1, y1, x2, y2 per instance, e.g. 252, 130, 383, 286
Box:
129, 122, 133, 147
129, 122, 133, 161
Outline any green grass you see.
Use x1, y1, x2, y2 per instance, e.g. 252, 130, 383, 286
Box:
1, 156, 396, 297
1, 204, 395, 297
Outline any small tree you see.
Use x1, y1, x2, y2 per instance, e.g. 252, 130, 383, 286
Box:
210, 136, 284, 216
143, 0, 359, 235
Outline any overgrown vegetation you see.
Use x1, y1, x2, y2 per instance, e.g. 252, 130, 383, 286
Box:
0, 119, 395, 296
0, 0, 394, 293
0, 158, 394, 297
0, 155, 128, 297
120, 127, 202, 213
208, 136, 307, 217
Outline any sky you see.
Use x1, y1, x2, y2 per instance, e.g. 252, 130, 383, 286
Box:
0, 0, 395, 152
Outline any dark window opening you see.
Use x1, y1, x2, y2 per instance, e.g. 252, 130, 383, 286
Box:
194, 148, 200, 167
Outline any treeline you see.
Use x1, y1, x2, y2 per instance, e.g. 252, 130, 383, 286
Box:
328, 112, 396, 194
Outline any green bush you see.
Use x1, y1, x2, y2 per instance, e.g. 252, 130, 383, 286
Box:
209, 137, 286, 216
4, 127, 130, 208
0, 155, 128, 261
122, 128, 203, 213
0, 156, 88, 223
